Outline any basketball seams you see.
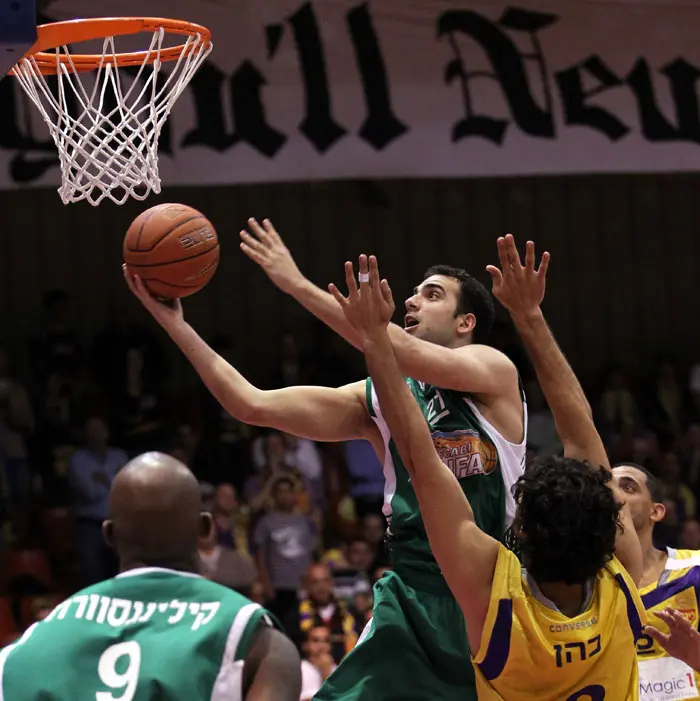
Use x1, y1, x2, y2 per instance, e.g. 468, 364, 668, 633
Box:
126, 215, 209, 253
125, 243, 219, 269
123, 202, 219, 299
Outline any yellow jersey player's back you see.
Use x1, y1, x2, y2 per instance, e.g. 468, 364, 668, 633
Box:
473, 546, 646, 701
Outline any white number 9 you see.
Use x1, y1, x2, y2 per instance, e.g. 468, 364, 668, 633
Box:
96, 641, 142, 701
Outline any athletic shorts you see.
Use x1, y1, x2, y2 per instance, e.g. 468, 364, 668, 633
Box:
313, 569, 476, 701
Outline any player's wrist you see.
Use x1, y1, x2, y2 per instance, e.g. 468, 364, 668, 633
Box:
509, 307, 545, 328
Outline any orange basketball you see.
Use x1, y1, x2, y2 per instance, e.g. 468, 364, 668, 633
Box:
123, 203, 219, 299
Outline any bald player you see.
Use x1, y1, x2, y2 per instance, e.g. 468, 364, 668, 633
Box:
0, 452, 301, 701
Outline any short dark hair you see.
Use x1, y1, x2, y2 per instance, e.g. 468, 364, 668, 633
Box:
613, 462, 666, 504
514, 456, 622, 585
424, 265, 494, 344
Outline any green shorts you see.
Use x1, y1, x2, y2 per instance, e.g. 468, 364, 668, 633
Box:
314, 570, 476, 701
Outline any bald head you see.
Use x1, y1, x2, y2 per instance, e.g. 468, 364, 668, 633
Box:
104, 452, 209, 572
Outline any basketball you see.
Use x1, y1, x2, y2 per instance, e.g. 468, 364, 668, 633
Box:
123, 203, 220, 299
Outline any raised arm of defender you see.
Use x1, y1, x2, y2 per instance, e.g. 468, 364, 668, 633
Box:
329, 255, 500, 654
486, 235, 642, 583
240, 218, 517, 398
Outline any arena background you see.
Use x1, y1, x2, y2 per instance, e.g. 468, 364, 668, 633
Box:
0, 174, 698, 387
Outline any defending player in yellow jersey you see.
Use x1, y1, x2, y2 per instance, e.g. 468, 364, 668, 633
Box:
328, 238, 645, 701
613, 462, 700, 701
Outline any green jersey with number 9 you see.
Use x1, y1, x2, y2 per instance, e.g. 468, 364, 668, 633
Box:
0, 567, 275, 701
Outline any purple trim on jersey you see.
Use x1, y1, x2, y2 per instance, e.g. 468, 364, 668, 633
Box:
476, 599, 513, 681
641, 567, 700, 609
614, 573, 644, 641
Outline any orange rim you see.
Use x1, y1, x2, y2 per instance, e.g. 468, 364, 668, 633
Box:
9, 17, 212, 76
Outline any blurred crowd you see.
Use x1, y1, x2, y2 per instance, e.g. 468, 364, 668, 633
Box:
0, 290, 699, 696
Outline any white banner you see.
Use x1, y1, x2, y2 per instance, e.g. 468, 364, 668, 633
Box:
1, 0, 700, 189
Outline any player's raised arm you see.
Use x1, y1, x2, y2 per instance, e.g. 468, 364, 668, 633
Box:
329, 255, 499, 647
122, 266, 375, 445
240, 218, 517, 398
486, 235, 642, 582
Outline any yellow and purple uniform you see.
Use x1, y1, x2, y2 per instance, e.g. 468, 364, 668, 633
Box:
473, 545, 646, 700
637, 548, 700, 701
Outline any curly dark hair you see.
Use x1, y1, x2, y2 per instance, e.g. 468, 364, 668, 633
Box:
514, 456, 622, 585
423, 265, 494, 344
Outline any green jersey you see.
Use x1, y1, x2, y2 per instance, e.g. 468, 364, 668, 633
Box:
366, 377, 526, 579
0, 567, 275, 701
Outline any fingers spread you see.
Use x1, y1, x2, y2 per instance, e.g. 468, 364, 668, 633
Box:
345, 261, 359, 298
328, 283, 347, 306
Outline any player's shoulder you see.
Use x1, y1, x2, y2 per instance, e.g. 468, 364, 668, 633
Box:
665, 547, 700, 570
455, 343, 515, 368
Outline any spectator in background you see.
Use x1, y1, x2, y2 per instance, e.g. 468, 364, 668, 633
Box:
596, 364, 638, 443
360, 513, 390, 569
246, 432, 311, 516
211, 482, 251, 556
198, 520, 256, 594
0, 347, 35, 509
681, 519, 700, 550
67, 417, 127, 584
252, 431, 323, 506
198, 335, 254, 491
525, 380, 562, 457
328, 538, 373, 606
646, 355, 687, 441
343, 439, 384, 518
688, 361, 700, 421
296, 563, 359, 665
683, 423, 700, 488
30, 290, 81, 386
660, 451, 696, 522
300, 626, 336, 701
114, 345, 166, 456
254, 477, 315, 622
274, 333, 311, 388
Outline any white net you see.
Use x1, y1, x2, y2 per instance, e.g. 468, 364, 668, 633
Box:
12, 27, 212, 206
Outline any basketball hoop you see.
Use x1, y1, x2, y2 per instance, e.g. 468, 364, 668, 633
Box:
8, 18, 213, 206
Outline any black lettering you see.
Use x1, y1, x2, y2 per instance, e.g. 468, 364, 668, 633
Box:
556, 56, 629, 140
287, 2, 347, 152
627, 58, 700, 143
181, 61, 286, 158
437, 7, 556, 145
346, 3, 407, 150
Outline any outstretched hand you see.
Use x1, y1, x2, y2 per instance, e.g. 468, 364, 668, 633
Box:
122, 265, 184, 330
646, 608, 700, 671
239, 218, 304, 294
329, 255, 395, 340
486, 234, 550, 317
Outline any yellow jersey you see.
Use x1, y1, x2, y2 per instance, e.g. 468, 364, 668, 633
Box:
637, 548, 700, 701
473, 544, 646, 701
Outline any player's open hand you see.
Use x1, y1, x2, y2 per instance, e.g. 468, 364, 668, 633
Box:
329, 255, 395, 338
123, 265, 184, 329
645, 608, 700, 671
240, 218, 304, 294
486, 234, 550, 318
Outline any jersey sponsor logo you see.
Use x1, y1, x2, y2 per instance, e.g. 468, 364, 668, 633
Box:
549, 617, 598, 633
676, 608, 696, 623
431, 429, 497, 478
43, 595, 221, 631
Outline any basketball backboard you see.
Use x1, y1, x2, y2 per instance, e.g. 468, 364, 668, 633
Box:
0, 0, 37, 77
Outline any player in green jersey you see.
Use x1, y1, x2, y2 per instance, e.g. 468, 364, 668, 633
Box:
0, 452, 301, 701
124, 217, 526, 701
